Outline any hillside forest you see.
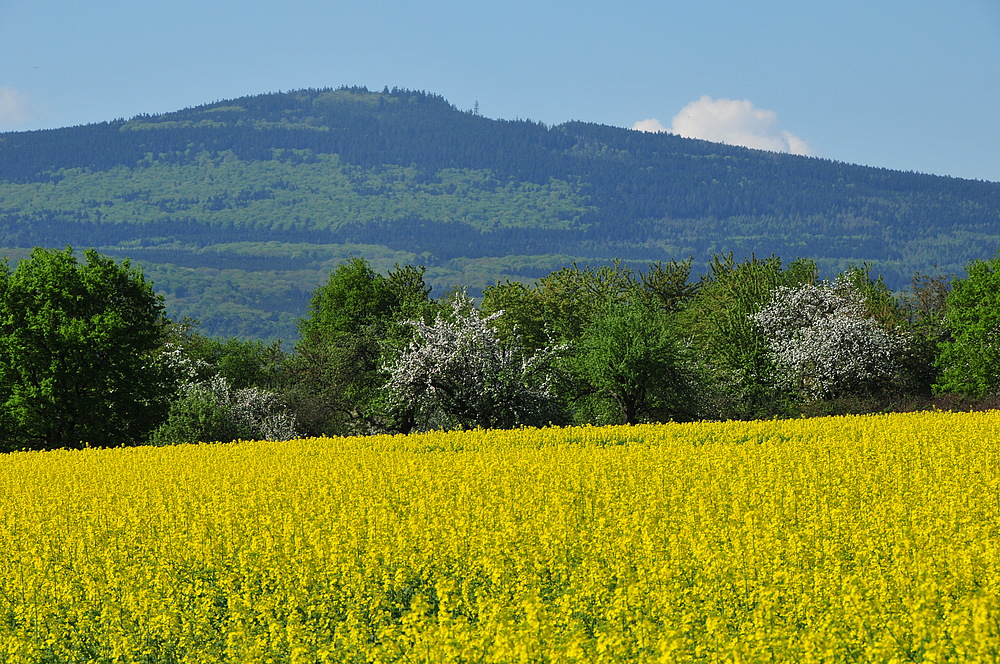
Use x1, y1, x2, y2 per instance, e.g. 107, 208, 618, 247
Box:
3, 245, 1000, 452
2, 87, 999, 342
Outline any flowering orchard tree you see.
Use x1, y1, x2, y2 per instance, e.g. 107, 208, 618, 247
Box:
150, 375, 300, 445
751, 277, 908, 401
384, 292, 563, 430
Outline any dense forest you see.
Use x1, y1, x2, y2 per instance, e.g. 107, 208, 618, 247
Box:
1, 86, 999, 341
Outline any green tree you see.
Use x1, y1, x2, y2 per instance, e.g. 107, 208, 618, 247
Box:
935, 253, 1000, 398
901, 269, 952, 394
0, 247, 172, 450
483, 260, 700, 425
637, 259, 699, 314
838, 264, 932, 398
483, 260, 697, 350
482, 261, 638, 352
680, 254, 817, 419
288, 258, 434, 435
147, 383, 236, 447
572, 302, 699, 425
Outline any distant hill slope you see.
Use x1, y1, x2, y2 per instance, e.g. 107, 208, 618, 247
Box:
1, 86, 998, 341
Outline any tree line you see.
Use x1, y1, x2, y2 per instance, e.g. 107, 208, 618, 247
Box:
2, 246, 999, 452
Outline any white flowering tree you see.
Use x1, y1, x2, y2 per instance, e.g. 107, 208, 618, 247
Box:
384, 291, 563, 430
750, 276, 908, 401
149, 374, 300, 445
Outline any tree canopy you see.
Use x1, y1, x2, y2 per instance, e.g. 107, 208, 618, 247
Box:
0, 247, 172, 450
4, 245, 1000, 451
935, 253, 1000, 398
288, 257, 435, 435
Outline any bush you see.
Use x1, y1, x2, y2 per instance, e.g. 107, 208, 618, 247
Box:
149, 375, 300, 445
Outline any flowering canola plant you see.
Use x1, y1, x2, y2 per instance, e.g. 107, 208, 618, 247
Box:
1, 411, 999, 663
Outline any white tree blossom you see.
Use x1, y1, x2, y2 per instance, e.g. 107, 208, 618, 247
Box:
751, 277, 907, 400
200, 375, 301, 441
155, 341, 210, 391
384, 291, 562, 430
152, 374, 300, 444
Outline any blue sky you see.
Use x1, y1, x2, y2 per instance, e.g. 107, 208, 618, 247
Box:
2, 0, 998, 182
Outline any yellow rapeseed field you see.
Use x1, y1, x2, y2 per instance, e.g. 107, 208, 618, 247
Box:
1, 411, 999, 663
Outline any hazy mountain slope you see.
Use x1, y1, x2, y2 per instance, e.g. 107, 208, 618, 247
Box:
1, 86, 997, 341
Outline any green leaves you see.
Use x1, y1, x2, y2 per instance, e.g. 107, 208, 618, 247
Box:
0, 247, 172, 450
572, 302, 698, 425
677, 255, 817, 418
290, 258, 436, 436
935, 253, 1000, 398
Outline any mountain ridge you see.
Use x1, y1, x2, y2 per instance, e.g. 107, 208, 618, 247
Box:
1, 86, 998, 341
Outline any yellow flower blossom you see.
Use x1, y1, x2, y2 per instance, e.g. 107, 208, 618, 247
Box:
0, 411, 998, 662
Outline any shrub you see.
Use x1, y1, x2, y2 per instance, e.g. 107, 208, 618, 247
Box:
149, 375, 300, 445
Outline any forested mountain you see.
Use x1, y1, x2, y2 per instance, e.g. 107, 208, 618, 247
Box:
1, 86, 998, 341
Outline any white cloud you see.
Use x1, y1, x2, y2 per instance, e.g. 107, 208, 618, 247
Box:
634, 96, 814, 156
631, 117, 669, 133
0, 87, 33, 125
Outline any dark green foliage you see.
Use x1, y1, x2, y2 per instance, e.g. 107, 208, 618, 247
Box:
201, 337, 286, 390
0, 247, 172, 450
900, 270, 952, 393
571, 302, 699, 425
679, 254, 817, 419
299, 258, 397, 340
164, 318, 287, 390
637, 259, 699, 314
482, 260, 639, 351
147, 387, 237, 447
483, 260, 701, 425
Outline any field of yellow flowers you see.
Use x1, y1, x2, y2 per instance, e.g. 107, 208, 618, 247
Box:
1, 411, 999, 663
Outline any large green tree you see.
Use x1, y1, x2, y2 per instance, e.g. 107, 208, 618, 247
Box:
0, 247, 173, 450
572, 302, 699, 425
288, 258, 434, 435
935, 253, 1000, 398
